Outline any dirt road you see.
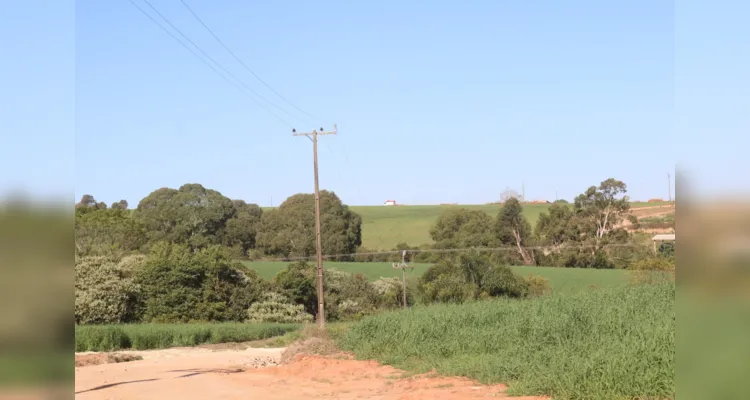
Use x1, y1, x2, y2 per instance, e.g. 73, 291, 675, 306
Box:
75, 346, 547, 399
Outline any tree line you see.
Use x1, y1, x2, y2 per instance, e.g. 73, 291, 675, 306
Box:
76, 178, 670, 268
75, 184, 361, 260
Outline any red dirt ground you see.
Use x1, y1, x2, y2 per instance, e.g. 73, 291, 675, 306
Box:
74, 348, 548, 399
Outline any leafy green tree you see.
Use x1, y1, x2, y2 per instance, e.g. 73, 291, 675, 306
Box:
75, 255, 146, 324
256, 191, 362, 258
222, 200, 263, 257
535, 203, 579, 248
573, 178, 631, 251
273, 261, 318, 316
429, 208, 496, 249
495, 198, 535, 265
136, 243, 262, 322
133, 184, 235, 250
75, 208, 147, 257
110, 199, 128, 210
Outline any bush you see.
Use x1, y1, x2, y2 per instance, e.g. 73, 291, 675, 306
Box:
75, 255, 145, 324
481, 265, 529, 298
524, 274, 551, 297
136, 243, 263, 323
247, 292, 313, 323
324, 268, 380, 320
629, 255, 675, 285
373, 277, 414, 308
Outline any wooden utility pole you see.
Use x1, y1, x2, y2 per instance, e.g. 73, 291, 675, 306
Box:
667, 173, 672, 203
392, 250, 413, 308
293, 125, 337, 328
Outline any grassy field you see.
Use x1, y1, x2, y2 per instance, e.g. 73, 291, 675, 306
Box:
75, 323, 300, 352
347, 201, 667, 249
340, 282, 675, 400
242, 261, 631, 294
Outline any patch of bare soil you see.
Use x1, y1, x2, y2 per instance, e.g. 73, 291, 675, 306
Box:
74, 347, 548, 399
75, 353, 143, 367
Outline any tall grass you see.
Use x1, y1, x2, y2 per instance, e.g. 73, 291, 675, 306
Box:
340, 282, 674, 400
75, 323, 299, 352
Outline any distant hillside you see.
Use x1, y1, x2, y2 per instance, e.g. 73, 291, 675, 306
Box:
261, 201, 668, 250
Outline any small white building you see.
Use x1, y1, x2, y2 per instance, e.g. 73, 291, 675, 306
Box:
384, 200, 397, 206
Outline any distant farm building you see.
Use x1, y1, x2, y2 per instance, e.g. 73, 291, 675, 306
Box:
384, 200, 397, 206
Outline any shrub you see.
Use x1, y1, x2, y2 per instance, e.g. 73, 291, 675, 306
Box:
629, 255, 675, 285
481, 265, 529, 298
136, 243, 263, 323
325, 268, 380, 320
247, 292, 313, 323
524, 274, 551, 297
422, 273, 478, 304
373, 277, 414, 308
75, 255, 145, 324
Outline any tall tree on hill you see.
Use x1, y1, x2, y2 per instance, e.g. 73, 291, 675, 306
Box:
495, 198, 535, 265
573, 178, 631, 252
429, 208, 496, 249
223, 200, 263, 257
110, 199, 129, 210
133, 184, 236, 249
535, 202, 579, 249
255, 191, 362, 258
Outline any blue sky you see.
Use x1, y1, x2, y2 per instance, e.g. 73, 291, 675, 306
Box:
1, 1, 746, 206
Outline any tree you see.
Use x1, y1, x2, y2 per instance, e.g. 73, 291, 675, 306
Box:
535, 203, 578, 249
255, 191, 362, 258
223, 200, 263, 257
274, 261, 318, 316
136, 243, 262, 322
75, 194, 107, 212
495, 198, 535, 265
111, 199, 128, 210
133, 184, 236, 249
573, 178, 631, 251
75, 208, 147, 257
429, 208, 496, 249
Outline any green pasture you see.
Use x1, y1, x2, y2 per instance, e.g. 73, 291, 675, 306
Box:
242, 261, 631, 294
322, 201, 665, 249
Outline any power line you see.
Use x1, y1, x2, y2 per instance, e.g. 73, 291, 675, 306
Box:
124, 0, 293, 128
139, 0, 305, 124
178, 0, 326, 125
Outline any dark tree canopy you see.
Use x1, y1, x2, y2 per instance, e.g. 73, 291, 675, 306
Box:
223, 200, 263, 256
535, 203, 579, 248
133, 184, 237, 249
495, 198, 534, 264
256, 191, 362, 258
111, 199, 129, 210
75, 208, 147, 257
429, 208, 495, 249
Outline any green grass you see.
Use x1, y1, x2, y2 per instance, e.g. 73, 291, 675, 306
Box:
346, 202, 667, 249
242, 262, 631, 295
340, 282, 675, 400
75, 323, 300, 352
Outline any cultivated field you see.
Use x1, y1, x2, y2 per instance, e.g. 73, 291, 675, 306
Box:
341, 282, 675, 400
